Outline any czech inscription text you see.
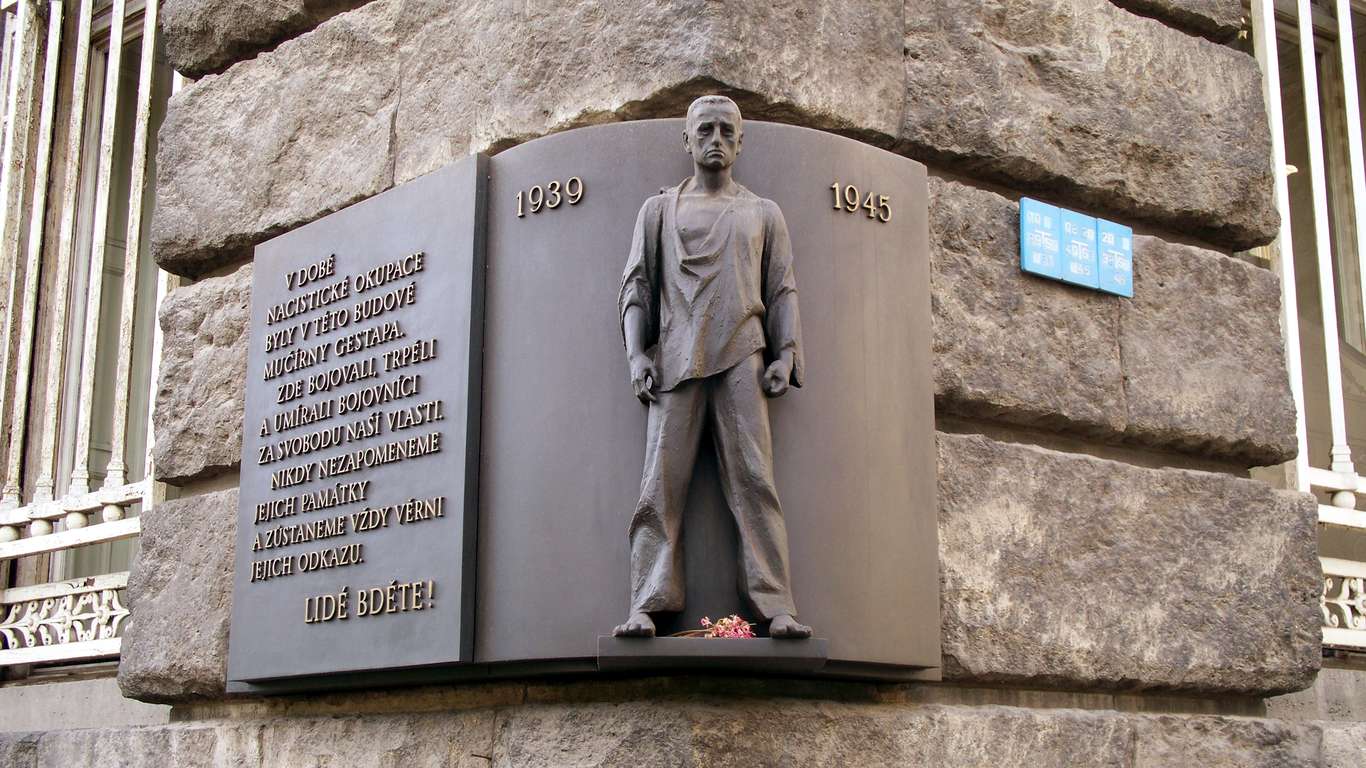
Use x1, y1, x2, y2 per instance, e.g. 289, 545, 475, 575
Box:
249, 250, 447, 623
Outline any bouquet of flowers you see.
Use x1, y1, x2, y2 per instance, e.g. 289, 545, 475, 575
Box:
672, 614, 756, 638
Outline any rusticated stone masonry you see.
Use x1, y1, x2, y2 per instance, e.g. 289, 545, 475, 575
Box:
118, 488, 237, 702
162, 0, 371, 78
124, 2, 1321, 757
152, 263, 250, 485
152, 0, 1273, 278
1110, 0, 1245, 41
903, 0, 1274, 249
938, 433, 1319, 695
930, 179, 1297, 466
152, 0, 904, 277
0, 702, 1333, 767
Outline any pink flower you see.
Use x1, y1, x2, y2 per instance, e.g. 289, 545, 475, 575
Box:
700, 614, 755, 639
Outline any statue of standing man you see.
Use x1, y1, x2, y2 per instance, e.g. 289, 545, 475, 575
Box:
614, 96, 811, 639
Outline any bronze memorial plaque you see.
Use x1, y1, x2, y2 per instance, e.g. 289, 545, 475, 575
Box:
228, 105, 938, 691
479, 115, 939, 678
227, 158, 486, 684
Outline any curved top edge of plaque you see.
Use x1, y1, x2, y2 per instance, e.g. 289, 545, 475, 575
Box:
493, 118, 928, 174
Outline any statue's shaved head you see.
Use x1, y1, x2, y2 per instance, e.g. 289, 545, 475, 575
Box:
685, 95, 742, 130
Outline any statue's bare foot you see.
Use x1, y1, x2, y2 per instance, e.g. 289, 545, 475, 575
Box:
613, 612, 656, 637
769, 614, 812, 639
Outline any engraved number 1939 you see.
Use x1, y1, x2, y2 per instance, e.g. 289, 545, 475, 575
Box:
516, 177, 585, 218
830, 182, 890, 223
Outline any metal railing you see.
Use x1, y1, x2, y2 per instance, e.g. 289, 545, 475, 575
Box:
0, 0, 172, 669
1253, 0, 1366, 650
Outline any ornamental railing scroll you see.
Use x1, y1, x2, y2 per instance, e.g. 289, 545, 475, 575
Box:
0, 573, 131, 663
1323, 570, 1366, 631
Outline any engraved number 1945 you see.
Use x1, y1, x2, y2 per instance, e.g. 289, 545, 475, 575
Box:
830, 182, 890, 223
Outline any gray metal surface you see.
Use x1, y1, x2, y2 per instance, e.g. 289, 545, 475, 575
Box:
478, 120, 939, 672
227, 157, 486, 682
597, 637, 829, 674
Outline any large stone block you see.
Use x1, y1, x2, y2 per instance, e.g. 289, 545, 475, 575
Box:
930, 178, 1124, 436
493, 699, 1328, 766
239, 711, 496, 768
33, 726, 219, 768
152, 1, 403, 277
1323, 723, 1366, 768
163, 0, 370, 78
930, 178, 1297, 466
904, 0, 1276, 250
1120, 235, 1298, 464
937, 432, 1320, 694
392, 0, 902, 183
493, 701, 1139, 766
493, 702, 695, 767
153, 0, 903, 276
118, 488, 237, 703
680, 703, 1137, 767
153, 263, 250, 485
1110, 0, 1244, 41
0, 733, 38, 768
1133, 715, 1322, 767
3, 701, 1329, 766
161, 0, 368, 77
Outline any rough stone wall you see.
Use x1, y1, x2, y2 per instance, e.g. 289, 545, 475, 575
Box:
938, 433, 1319, 695
114, 0, 1328, 762
929, 179, 1296, 465
1110, 0, 1244, 41
151, 265, 250, 485
117, 489, 237, 702
0, 699, 1335, 767
902, 0, 1273, 249
162, 0, 370, 78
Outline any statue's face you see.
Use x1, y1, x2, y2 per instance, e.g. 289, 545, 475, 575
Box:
684, 103, 743, 170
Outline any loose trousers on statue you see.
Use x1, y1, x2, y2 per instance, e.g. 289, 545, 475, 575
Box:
628, 352, 798, 620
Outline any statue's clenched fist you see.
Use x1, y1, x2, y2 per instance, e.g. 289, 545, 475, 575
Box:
630, 352, 657, 403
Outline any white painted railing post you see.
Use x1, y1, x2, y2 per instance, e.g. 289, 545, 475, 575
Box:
1255, 0, 1311, 495
1335, 0, 1366, 366
69, 0, 126, 496
102, 0, 158, 494
32, 0, 93, 505
0, 0, 33, 512
1, 1, 64, 509
1296, 0, 1358, 507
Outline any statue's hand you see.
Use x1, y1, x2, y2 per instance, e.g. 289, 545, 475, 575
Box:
762, 358, 791, 398
630, 353, 657, 403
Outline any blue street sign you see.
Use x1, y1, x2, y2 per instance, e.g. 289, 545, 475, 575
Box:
1020, 198, 1063, 280
1019, 197, 1134, 297
1097, 219, 1134, 298
1059, 209, 1099, 289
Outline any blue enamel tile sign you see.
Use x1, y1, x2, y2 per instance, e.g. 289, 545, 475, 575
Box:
1060, 209, 1099, 289
1097, 219, 1134, 297
1020, 198, 1063, 280
1019, 197, 1134, 297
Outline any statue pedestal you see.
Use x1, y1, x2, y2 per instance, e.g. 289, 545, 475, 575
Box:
597, 636, 828, 674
